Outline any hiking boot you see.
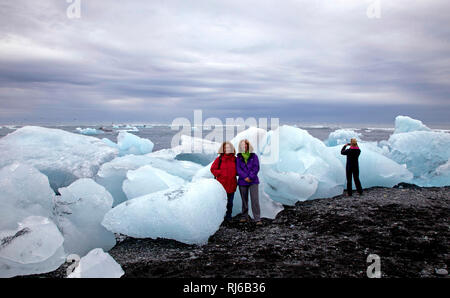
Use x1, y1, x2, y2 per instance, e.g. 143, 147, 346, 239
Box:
256, 221, 263, 226
239, 218, 247, 223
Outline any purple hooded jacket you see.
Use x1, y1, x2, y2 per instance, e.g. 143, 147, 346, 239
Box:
236, 153, 260, 185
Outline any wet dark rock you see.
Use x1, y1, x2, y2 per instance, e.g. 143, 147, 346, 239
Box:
27, 186, 449, 278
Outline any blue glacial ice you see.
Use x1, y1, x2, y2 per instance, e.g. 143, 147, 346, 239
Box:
122, 165, 185, 200
95, 154, 202, 206
324, 129, 362, 146
259, 125, 346, 204
382, 116, 450, 186
393, 115, 431, 134
0, 162, 55, 230
101, 179, 227, 245
55, 178, 116, 256
0, 126, 118, 192
102, 131, 154, 156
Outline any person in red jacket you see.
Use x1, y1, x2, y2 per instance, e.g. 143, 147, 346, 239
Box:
210, 141, 237, 221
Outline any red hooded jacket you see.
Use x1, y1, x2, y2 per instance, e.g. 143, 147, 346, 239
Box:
210, 153, 237, 194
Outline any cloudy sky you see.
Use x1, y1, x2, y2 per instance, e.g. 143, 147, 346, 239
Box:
0, 0, 449, 125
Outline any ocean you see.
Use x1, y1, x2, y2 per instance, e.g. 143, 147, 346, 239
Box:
0, 123, 407, 151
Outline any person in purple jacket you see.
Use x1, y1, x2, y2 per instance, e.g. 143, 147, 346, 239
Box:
236, 139, 262, 225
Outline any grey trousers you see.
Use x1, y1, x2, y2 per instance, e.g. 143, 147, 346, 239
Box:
239, 184, 261, 221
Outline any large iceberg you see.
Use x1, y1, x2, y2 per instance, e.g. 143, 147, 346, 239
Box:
54, 178, 116, 256
102, 131, 154, 156
67, 248, 124, 278
0, 126, 118, 192
0, 216, 66, 278
102, 178, 227, 245
95, 154, 202, 206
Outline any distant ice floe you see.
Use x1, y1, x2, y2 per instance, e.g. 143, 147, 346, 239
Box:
76, 127, 104, 135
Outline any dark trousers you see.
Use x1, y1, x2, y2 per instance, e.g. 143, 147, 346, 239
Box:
346, 165, 363, 195
225, 192, 234, 219
239, 184, 261, 221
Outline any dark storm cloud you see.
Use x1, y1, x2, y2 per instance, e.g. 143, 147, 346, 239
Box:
0, 0, 449, 125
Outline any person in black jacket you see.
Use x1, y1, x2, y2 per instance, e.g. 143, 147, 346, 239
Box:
341, 138, 363, 196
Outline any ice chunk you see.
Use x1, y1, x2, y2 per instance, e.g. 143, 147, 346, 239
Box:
324, 129, 362, 146
95, 154, 202, 206
103, 131, 153, 156
76, 127, 104, 135
0, 162, 55, 230
67, 248, 124, 278
260, 167, 319, 205
102, 179, 227, 245
260, 125, 345, 204
385, 129, 450, 186
122, 165, 185, 200
394, 115, 431, 134
328, 143, 413, 188
0, 216, 66, 278
116, 131, 154, 156
55, 178, 116, 256
0, 126, 118, 192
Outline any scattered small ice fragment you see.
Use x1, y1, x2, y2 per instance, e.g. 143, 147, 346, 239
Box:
67, 248, 124, 278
